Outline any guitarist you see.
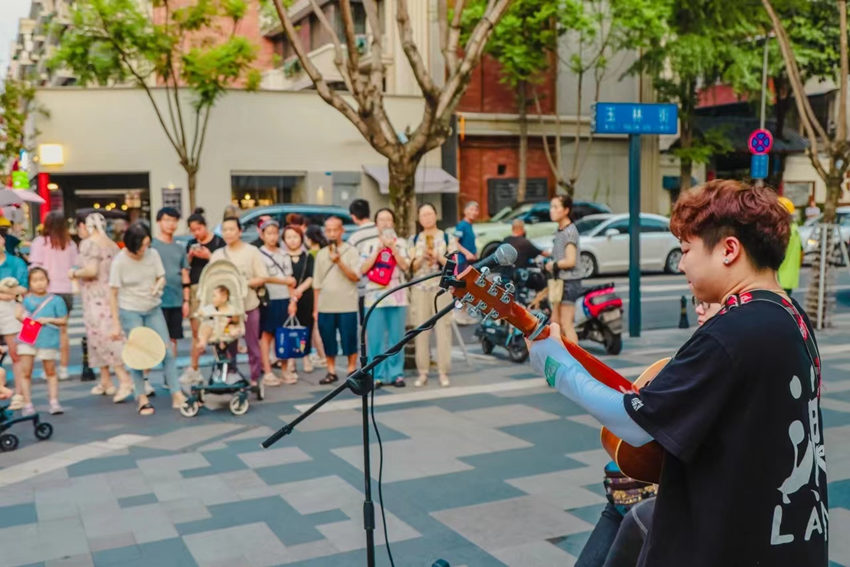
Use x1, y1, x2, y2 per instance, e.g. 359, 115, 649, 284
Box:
530, 179, 828, 567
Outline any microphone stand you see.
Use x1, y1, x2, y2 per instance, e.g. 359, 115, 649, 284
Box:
261, 257, 463, 567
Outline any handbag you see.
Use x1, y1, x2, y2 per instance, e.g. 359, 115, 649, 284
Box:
17, 295, 56, 345
366, 247, 397, 286
547, 278, 564, 304
274, 315, 309, 359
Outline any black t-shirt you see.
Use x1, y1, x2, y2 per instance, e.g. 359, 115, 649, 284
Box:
289, 251, 314, 309
186, 234, 226, 284
624, 299, 828, 567
503, 235, 543, 268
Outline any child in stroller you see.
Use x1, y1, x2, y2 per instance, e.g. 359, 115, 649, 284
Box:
179, 259, 261, 417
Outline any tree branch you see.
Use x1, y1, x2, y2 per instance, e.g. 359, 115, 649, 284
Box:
436, 0, 512, 120
338, 0, 365, 99
307, 0, 356, 94
762, 0, 830, 177
192, 104, 212, 166
445, 0, 466, 76
838, 0, 848, 144
533, 89, 566, 189
396, 0, 439, 101
269, 0, 394, 156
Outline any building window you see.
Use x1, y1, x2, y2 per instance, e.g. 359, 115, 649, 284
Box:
230, 175, 297, 210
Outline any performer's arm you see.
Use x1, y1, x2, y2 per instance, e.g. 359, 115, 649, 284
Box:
529, 324, 653, 447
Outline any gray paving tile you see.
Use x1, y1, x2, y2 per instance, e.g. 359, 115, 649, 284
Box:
44, 553, 94, 567
117, 493, 157, 508
183, 522, 287, 567
490, 540, 577, 567
237, 446, 312, 469
138, 423, 243, 452
136, 453, 210, 481
0, 502, 37, 528
453, 404, 560, 428
87, 531, 136, 553
161, 498, 212, 524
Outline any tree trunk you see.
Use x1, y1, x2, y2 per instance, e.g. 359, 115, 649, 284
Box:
517, 80, 529, 203
187, 169, 197, 213
678, 119, 693, 198
388, 157, 420, 237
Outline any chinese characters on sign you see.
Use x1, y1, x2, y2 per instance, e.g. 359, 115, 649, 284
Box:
592, 103, 679, 135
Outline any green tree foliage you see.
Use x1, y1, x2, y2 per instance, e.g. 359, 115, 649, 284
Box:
0, 79, 38, 173
51, 0, 260, 208
633, 1, 759, 194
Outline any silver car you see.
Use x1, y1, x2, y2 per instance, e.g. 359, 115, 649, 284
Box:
799, 206, 850, 261
531, 213, 682, 278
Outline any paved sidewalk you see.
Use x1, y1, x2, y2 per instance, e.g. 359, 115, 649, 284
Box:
1, 322, 849, 566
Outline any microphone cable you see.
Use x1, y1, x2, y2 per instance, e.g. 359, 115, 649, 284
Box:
361, 263, 453, 567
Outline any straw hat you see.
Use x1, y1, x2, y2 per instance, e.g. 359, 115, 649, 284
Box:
122, 327, 166, 370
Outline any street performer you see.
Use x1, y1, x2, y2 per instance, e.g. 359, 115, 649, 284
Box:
530, 179, 828, 566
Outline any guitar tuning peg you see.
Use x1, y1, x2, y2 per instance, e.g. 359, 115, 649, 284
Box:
504, 282, 515, 294
475, 267, 489, 287
492, 275, 502, 286
468, 307, 479, 318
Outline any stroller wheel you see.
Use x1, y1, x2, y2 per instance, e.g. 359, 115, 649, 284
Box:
34, 422, 53, 441
229, 396, 249, 416
0, 433, 19, 451
179, 401, 201, 418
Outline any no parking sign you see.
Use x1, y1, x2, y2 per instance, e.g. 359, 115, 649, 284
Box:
748, 128, 773, 180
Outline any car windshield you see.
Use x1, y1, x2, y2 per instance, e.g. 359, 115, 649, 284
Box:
489, 206, 514, 222
574, 217, 608, 234
501, 203, 536, 222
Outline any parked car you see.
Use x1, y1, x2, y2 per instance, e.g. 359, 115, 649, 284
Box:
798, 206, 850, 262
531, 213, 682, 278
211, 204, 357, 243
469, 200, 612, 258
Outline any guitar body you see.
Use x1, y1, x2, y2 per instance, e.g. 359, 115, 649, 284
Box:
599, 358, 670, 484
450, 265, 670, 484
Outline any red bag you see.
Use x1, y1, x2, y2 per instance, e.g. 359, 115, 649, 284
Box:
17, 295, 55, 345
366, 248, 397, 286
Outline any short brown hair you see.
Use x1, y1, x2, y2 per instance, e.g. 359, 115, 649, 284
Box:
670, 179, 789, 270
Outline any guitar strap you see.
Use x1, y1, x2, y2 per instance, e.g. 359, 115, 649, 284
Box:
722, 290, 821, 396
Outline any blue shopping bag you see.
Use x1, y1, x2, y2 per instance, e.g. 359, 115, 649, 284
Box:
275, 316, 309, 359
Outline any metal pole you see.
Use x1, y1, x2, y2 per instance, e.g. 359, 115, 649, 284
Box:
756, 37, 769, 189
817, 224, 827, 329
628, 134, 641, 337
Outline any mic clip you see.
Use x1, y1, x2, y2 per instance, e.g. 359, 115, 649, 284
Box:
438, 256, 465, 291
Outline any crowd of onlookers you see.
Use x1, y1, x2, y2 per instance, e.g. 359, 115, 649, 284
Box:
0, 197, 499, 417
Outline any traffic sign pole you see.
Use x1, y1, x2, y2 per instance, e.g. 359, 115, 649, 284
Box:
628, 134, 642, 338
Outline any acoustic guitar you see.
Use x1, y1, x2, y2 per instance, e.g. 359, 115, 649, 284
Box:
450, 264, 665, 484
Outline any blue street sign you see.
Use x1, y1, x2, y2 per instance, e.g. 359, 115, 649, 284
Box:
593, 103, 679, 135
751, 154, 769, 179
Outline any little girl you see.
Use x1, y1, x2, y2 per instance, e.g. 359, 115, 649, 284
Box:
16, 267, 68, 415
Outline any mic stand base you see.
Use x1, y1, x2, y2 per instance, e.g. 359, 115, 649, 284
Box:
262, 300, 458, 567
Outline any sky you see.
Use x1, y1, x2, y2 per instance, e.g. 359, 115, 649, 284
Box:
0, 0, 33, 81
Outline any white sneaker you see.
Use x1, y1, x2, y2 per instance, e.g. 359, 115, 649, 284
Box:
310, 353, 327, 368
262, 372, 283, 387
144, 380, 156, 397
281, 370, 298, 385
57, 366, 70, 381
179, 367, 203, 389
8, 394, 24, 411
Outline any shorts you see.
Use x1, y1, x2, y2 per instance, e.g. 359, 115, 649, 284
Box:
18, 343, 60, 360
189, 284, 201, 319
561, 279, 584, 303
260, 298, 288, 335
161, 307, 184, 340
0, 300, 21, 336
58, 293, 73, 313
317, 311, 358, 357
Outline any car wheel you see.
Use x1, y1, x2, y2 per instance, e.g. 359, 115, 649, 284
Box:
664, 249, 683, 274
579, 252, 598, 278
480, 241, 500, 260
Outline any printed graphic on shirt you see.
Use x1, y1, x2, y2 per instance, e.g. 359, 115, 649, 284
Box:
771, 365, 828, 546
544, 356, 561, 387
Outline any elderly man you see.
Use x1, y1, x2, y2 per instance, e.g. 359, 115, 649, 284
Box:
313, 216, 361, 384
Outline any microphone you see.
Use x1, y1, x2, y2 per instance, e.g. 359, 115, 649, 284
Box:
473, 243, 518, 270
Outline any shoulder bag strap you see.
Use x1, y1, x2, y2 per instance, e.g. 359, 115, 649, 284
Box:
28, 294, 56, 319
724, 290, 822, 394
259, 248, 289, 275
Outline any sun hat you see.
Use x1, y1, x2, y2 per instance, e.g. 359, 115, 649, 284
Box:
122, 327, 166, 370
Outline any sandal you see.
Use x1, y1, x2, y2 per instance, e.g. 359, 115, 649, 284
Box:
393, 377, 406, 388
319, 373, 339, 385
137, 402, 155, 416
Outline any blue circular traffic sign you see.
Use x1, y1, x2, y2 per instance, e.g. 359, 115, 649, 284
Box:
748, 129, 773, 155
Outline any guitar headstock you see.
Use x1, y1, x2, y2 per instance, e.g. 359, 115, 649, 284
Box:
450, 265, 546, 338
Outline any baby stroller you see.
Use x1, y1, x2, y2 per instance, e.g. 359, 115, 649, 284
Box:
180, 259, 260, 418
0, 343, 53, 450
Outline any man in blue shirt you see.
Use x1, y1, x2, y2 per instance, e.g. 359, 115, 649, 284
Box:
151, 207, 190, 359
454, 200, 479, 272
0, 232, 28, 410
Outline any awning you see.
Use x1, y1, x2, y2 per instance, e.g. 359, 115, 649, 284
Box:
363, 165, 459, 195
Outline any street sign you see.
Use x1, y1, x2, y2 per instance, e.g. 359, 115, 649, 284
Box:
748, 128, 773, 155
593, 103, 678, 135
751, 154, 769, 179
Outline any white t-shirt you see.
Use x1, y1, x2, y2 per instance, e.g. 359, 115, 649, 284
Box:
109, 248, 166, 312
259, 245, 292, 300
